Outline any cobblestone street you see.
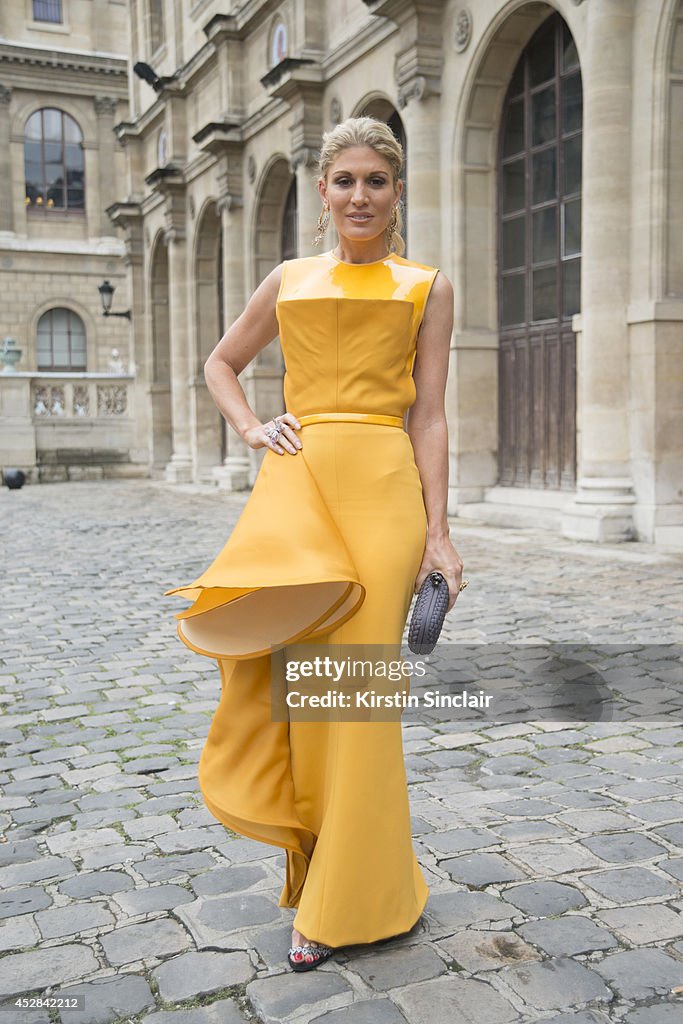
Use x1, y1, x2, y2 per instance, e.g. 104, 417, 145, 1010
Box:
1, 478, 682, 1024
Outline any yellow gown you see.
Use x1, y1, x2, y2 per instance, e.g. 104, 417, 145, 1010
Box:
164, 248, 440, 948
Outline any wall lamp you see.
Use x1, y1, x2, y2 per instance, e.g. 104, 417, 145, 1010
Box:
98, 280, 132, 320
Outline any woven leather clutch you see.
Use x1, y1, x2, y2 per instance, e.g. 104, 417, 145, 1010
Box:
408, 570, 450, 655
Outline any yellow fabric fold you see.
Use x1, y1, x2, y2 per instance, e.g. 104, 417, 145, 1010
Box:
163, 445, 365, 659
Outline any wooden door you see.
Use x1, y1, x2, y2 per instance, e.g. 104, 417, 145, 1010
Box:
497, 13, 582, 489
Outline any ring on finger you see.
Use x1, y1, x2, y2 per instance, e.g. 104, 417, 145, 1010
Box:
264, 417, 283, 443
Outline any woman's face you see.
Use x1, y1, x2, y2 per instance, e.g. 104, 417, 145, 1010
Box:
319, 146, 402, 246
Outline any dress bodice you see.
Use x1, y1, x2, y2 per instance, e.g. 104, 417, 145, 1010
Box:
275, 250, 439, 419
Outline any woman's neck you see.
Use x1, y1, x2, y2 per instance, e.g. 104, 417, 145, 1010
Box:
333, 239, 391, 265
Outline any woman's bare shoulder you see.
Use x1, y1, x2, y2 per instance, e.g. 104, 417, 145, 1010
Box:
428, 269, 454, 302
248, 262, 284, 305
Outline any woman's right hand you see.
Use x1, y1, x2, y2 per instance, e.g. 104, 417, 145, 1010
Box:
243, 412, 303, 456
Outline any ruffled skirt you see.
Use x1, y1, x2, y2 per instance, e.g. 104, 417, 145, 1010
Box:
165, 421, 430, 946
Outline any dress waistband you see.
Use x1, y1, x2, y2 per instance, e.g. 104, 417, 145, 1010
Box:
296, 412, 404, 428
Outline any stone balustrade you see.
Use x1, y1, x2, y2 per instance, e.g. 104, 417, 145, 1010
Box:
0, 372, 147, 482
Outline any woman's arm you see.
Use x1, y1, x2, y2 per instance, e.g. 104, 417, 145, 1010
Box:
406, 272, 464, 609
203, 264, 301, 456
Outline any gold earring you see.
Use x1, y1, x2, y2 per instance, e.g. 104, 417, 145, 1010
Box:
312, 204, 330, 246
385, 206, 399, 250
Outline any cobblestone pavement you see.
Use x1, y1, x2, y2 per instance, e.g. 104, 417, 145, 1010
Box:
1, 478, 682, 1024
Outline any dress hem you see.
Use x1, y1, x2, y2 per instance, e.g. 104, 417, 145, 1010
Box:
200, 790, 312, 908
200, 783, 430, 949
174, 579, 366, 661
291, 883, 430, 949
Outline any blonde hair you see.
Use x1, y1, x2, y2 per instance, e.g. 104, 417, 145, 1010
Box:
315, 116, 405, 256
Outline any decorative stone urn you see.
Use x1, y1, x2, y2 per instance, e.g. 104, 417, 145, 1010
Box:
1, 336, 22, 374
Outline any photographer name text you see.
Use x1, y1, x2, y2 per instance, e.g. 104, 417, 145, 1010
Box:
286, 689, 493, 709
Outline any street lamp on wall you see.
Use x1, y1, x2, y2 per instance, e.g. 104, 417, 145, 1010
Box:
98, 280, 132, 320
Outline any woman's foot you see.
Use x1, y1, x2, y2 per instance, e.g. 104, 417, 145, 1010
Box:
288, 925, 334, 971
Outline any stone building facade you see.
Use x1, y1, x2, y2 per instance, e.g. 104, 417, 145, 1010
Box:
0, 0, 134, 480
108, 0, 682, 549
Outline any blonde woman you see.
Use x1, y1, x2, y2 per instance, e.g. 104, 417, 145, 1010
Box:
165, 116, 464, 971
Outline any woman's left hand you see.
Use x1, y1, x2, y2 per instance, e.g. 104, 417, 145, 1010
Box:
414, 534, 465, 612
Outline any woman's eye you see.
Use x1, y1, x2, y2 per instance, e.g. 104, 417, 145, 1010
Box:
335, 178, 387, 186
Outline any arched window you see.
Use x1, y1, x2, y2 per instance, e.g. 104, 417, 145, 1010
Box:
37, 309, 86, 371
497, 13, 582, 489
498, 15, 582, 328
24, 109, 85, 213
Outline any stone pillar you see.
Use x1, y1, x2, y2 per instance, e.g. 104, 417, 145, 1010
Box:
164, 227, 193, 483
146, 173, 194, 483
561, 0, 637, 542
397, 87, 441, 263
293, 148, 322, 257
263, 65, 324, 257
212, 183, 251, 492
94, 97, 118, 237
364, 0, 444, 262
0, 85, 13, 231
107, 203, 150, 468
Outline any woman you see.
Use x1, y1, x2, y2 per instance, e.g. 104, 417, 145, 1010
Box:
164, 116, 464, 971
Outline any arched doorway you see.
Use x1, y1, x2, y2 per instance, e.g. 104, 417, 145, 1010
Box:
194, 201, 223, 478
244, 158, 296, 481
497, 13, 581, 489
253, 156, 295, 286
149, 234, 172, 469
357, 98, 407, 252
281, 177, 298, 260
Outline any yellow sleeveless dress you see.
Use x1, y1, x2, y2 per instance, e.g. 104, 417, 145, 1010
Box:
164, 249, 439, 947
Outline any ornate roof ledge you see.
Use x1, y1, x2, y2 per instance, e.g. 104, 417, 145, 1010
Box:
192, 120, 241, 147
0, 39, 126, 76
204, 0, 286, 40
144, 165, 183, 188
260, 56, 318, 92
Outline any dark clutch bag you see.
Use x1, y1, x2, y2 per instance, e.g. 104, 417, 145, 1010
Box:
408, 570, 450, 655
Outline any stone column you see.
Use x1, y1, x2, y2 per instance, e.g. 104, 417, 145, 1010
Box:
164, 226, 193, 483
146, 173, 194, 483
264, 67, 324, 257
165, 230, 194, 481
397, 86, 441, 263
94, 97, 119, 237
0, 85, 13, 232
107, 203, 149, 467
249, 72, 324, 484
365, 0, 444, 262
212, 184, 251, 492
293, 148, 322, 257
561, 0, 637, 542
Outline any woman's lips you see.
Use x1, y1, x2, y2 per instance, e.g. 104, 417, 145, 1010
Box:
347, 214, 373, 221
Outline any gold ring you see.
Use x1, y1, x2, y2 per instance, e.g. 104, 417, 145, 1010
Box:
458, 579, 469, 592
